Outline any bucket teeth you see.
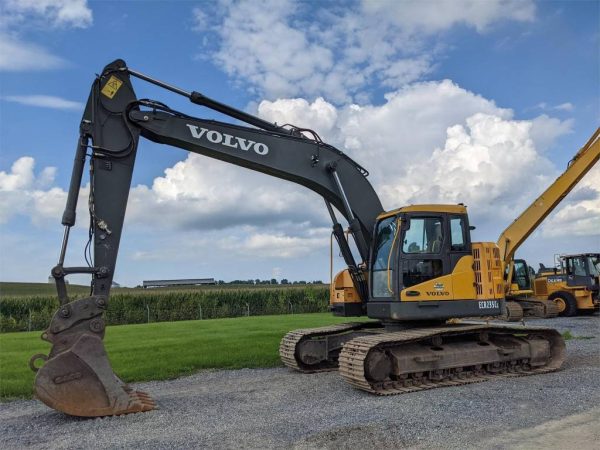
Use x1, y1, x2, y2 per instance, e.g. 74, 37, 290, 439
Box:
125, 391, 156, 413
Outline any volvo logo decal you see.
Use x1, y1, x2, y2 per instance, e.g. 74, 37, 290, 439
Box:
186, 124, 269, 155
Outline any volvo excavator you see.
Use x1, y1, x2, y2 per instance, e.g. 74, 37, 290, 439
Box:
496, 130, 600, 321
33, 59, 592, 417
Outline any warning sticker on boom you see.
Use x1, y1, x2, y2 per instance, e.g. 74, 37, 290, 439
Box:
101, 76, 123, 99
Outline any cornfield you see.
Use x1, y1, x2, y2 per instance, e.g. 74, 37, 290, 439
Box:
0, 286, 330, 332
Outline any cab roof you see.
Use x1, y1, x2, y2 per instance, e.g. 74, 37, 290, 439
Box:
561, 253, 600, 258
377, 204, 468, 220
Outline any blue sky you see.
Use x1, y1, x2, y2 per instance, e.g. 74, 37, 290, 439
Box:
0, 0, 598, 286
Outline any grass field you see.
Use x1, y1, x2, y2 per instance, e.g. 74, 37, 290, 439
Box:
0, 282, 91, 297
0, 313, 358, 400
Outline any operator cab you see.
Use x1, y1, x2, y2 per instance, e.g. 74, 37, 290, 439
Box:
367, 204, 480, 320
562, 253, 600, 290
510, 259, 536, 291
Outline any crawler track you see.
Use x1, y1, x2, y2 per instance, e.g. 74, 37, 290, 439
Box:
338, 323, 565, 395
279, 322, 377, 373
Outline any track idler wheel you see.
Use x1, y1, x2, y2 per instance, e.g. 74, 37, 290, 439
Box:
500, 301, 524, 322
364, 350, 392, 382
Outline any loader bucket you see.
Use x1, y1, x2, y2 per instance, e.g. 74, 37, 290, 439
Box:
32, 333, 155, 417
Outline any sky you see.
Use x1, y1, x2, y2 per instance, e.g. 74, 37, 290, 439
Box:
0, 0, 598, 287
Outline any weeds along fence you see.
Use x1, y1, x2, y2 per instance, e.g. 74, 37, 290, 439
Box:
0, 286, 330, 332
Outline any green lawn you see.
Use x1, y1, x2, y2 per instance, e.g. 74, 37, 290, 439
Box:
0, 313, 358, 400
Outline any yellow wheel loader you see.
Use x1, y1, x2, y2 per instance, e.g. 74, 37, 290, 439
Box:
533, 253, 600, 316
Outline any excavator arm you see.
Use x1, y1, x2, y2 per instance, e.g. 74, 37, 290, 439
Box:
32, 59, 383, 417
498, 127, 600, 288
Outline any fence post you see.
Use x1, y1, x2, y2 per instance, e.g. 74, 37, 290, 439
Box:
146, 304, 150, 323
199, 304, 202, 320
288, 300, 293, 314
246, 302, 250, 317
28, 309, 32, 332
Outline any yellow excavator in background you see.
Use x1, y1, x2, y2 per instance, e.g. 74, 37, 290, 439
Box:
497, 129, 600, 320
32, 60, 595, 417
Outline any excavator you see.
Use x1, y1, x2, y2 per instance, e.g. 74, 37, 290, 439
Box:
494, 130, 600, 321
32, 59, 592, 417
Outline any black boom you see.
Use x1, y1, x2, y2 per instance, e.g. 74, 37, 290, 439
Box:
54, 59, 383, 305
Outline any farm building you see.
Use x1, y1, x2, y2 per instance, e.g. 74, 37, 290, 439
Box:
142, 278, 216, 288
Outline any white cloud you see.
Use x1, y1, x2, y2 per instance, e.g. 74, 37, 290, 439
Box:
0, 0, 92, 72
363, 0, 536, 33
125, 156, 326, 232
258, 81, 581, 235
532, 102, 575, 114
379, 113, 557, 222
0, 157, 70, 224
0, 33, 66, 71
554, 102, 574, 112
258, 79, 513, 183
195, 0, 535, 102
257, 97, 338, 136
219, 228, 330, 259
529, 114, 574, 152
542, 165, 600, 237
3, 95, 84, 110
3, 0, 92, 28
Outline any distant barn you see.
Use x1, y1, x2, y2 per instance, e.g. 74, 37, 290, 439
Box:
142, 278, 216, 288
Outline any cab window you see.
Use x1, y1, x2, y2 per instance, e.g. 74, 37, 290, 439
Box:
401, 216, 444, 288
402, 217, 443, 254
588, 255, 600, 277
450, 216, 466, 251
371, 217, 398, 297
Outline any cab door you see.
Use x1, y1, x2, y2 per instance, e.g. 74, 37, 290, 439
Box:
398, 214, 449, 291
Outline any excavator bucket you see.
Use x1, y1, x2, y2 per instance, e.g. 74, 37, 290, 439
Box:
31, 297, 155, 417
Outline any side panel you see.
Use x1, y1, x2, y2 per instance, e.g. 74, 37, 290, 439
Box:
399, 255, 476, 302
367, 299, 504, 321
472, 242, 504, 300
330, 269, 364, 316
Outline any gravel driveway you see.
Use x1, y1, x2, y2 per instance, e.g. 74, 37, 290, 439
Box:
1, 315, 598, 449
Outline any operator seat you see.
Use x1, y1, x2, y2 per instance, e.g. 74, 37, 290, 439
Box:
429, 223, 443, 253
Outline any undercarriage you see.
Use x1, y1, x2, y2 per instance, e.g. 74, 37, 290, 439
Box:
280, 321, 565, 395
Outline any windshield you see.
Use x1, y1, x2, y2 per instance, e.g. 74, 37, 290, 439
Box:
588, 255, 600, 277
371, 217, 398, 297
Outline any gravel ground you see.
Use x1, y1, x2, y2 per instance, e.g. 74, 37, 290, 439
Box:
1, 315, 598, 449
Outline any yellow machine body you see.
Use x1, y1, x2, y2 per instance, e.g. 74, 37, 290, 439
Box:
330, 221, 506, 315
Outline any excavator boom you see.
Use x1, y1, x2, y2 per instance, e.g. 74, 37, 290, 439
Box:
498, 128, 600, 264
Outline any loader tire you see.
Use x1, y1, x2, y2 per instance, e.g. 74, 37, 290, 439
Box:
549, 292, 578, 317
